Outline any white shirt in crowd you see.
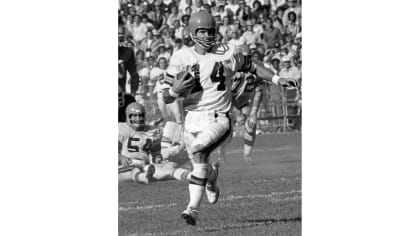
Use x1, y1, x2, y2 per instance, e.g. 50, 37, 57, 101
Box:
279, 66, 301, 80
132, 23, 148, 42
241, 30, 260, 45
228, 37, 245, 47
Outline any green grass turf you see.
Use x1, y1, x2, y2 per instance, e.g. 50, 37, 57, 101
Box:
119, 132, 301, 236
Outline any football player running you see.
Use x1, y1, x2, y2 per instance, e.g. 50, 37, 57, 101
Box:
218, 72, 264, 163
162, 10, 297, 225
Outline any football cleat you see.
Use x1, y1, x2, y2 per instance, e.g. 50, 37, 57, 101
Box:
206, 162, 220, 204
181, 207, 199, 226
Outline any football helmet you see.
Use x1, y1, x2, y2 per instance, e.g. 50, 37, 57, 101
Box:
118, 85, 125, 108
189, 10, 216, 50
126, 102, 146, 130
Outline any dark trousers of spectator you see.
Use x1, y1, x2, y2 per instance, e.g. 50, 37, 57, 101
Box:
119, 76, 139, 97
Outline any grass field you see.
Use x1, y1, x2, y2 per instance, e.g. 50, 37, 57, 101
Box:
119, 132, 301, 236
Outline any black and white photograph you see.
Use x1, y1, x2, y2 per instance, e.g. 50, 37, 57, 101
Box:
5, 1, 420, 236
118, 0, 302, 235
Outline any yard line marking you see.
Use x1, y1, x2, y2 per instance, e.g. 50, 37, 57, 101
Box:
225, 146, 298, 154
119, 190, 301, 212
119, 203, 177, 212
220, 189, 301, 201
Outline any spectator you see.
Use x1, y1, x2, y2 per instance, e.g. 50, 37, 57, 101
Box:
133, 0, 142, 13
214, 0, 228, 19
241, 21, 261, 45
136, 50, 146, 68
179, 0, 193, 14
270, 0, 287, 9
153, 5, 166, 29
279, 56, 301, 83
219, 16, 232, 37
238, 5, 252, 24
225, 0, 239, 17
119, 43, 140, 97
215, 32, 227, 44
125, 14, 135, 36
282, 0, 301, 27
231, 19, 241, 32
138, 30, 160, 54
284, 11, 298, 37
228, 29, 245, 46
173, 38, 185, 52
263, 17, 283, 48
167, 5, 183, 27
184, 6, 193, 16
181, 14, 190, 27
236, 0, 247, 19
203, 3, 212, 13
173, 19, 184, 39
250, 16, 264, 36
132, 15, 150, 43
157, 44, 172, 61
163, 27, 177, 47
251, 0, 263, 19
192, 0, 205, 13
145, 2, 155, 21
273, 7, 285, 33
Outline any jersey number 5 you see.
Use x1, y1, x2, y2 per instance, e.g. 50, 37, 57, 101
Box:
127, 137, 140, 152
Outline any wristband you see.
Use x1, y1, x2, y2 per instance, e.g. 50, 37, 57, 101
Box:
271, 75, 281, 86
169, 88, 180, 98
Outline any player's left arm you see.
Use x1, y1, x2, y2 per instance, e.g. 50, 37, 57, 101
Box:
234, 46, 297, 88
246, 84, 263, 129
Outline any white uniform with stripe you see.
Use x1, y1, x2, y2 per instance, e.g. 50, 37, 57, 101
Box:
118, 123, 162, 166
165, 43, 252, 155
150, 67, 180, 120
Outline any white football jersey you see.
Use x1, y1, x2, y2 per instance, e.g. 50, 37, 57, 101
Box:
231, 72, 262, 101
149, 67, 169, 94
118, 123, 162, 160
165, 43, 251, 113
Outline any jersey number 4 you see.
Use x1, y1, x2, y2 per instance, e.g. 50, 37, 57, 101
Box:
190, 62, 226, 94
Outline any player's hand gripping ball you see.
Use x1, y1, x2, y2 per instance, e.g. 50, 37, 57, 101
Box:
172, 71, 195, 97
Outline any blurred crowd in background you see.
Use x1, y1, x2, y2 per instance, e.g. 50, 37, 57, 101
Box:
118, 0, 302, 131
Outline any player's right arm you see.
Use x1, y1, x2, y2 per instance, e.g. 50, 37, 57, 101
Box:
162, 51, 195, 104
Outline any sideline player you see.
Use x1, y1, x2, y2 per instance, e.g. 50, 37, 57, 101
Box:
118, 102, 163, 184
150, 57, 183, 125
119, 103, 192, 184
218, 72, 264, 163
162, 11, 297, 225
